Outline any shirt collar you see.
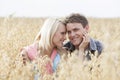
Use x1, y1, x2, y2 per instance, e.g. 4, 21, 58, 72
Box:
88, 38, 97, 51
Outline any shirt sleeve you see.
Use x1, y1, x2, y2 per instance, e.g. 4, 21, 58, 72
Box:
95, 41, 104, 55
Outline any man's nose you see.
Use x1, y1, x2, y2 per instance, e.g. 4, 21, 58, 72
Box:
70, 31, 75, 37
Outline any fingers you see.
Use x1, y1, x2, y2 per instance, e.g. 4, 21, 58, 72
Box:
79, 33, 90, 50
20, 51, 28, 65
83, 34, 89, 41
80, 27, 87, 35
22, 54, 27, 64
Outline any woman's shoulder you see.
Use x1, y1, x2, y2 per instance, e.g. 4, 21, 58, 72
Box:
21, 42, 39, 60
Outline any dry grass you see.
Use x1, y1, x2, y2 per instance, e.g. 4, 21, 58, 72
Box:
0, 16, 120, 80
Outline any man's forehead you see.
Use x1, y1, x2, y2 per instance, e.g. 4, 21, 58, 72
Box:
67, 23, 84, 29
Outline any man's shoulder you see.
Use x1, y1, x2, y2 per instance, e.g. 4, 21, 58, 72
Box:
91, 38, 103, 54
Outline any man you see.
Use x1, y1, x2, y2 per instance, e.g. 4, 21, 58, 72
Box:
64, 13, 103, 61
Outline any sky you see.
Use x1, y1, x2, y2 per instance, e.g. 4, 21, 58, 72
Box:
0, 0, 120, 18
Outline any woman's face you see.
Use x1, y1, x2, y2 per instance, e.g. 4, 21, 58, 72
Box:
53, 23, 66, 48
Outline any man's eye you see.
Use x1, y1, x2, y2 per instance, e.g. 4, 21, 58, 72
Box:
74, 28, 79, 32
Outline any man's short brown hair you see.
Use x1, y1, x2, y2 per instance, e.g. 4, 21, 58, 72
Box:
64, 13, 88, 28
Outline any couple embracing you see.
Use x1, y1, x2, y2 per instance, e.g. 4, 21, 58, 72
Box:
20, 13, 103, 75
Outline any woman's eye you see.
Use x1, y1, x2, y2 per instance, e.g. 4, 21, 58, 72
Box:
67, 31, 71, 34
61, 32, 65, 35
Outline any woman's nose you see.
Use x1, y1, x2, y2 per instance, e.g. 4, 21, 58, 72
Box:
62, 35, 66, 41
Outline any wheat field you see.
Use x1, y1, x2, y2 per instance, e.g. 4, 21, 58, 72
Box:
0, 17, 120, 80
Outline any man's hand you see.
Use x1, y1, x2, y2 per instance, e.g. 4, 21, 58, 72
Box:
79, 28, 90, 52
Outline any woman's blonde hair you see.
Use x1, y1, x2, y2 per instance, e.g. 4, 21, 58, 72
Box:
35, 18, 65, 54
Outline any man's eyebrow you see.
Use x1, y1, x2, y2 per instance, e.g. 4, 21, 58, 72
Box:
73, 27, 81, 30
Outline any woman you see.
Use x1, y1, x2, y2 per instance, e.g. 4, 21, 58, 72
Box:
20, 18, 67, 74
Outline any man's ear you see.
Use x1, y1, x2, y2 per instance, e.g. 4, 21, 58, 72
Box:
85, 25, 89, 33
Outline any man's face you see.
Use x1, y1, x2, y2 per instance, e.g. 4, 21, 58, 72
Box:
66, 23, 88, 48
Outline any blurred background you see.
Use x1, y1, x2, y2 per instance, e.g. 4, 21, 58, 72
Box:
0, 0, 120, 18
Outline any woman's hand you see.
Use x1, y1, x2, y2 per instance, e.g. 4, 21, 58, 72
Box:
20, 49, 29, 65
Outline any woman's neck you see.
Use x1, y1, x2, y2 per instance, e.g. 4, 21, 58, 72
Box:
44, 47, 56, 57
